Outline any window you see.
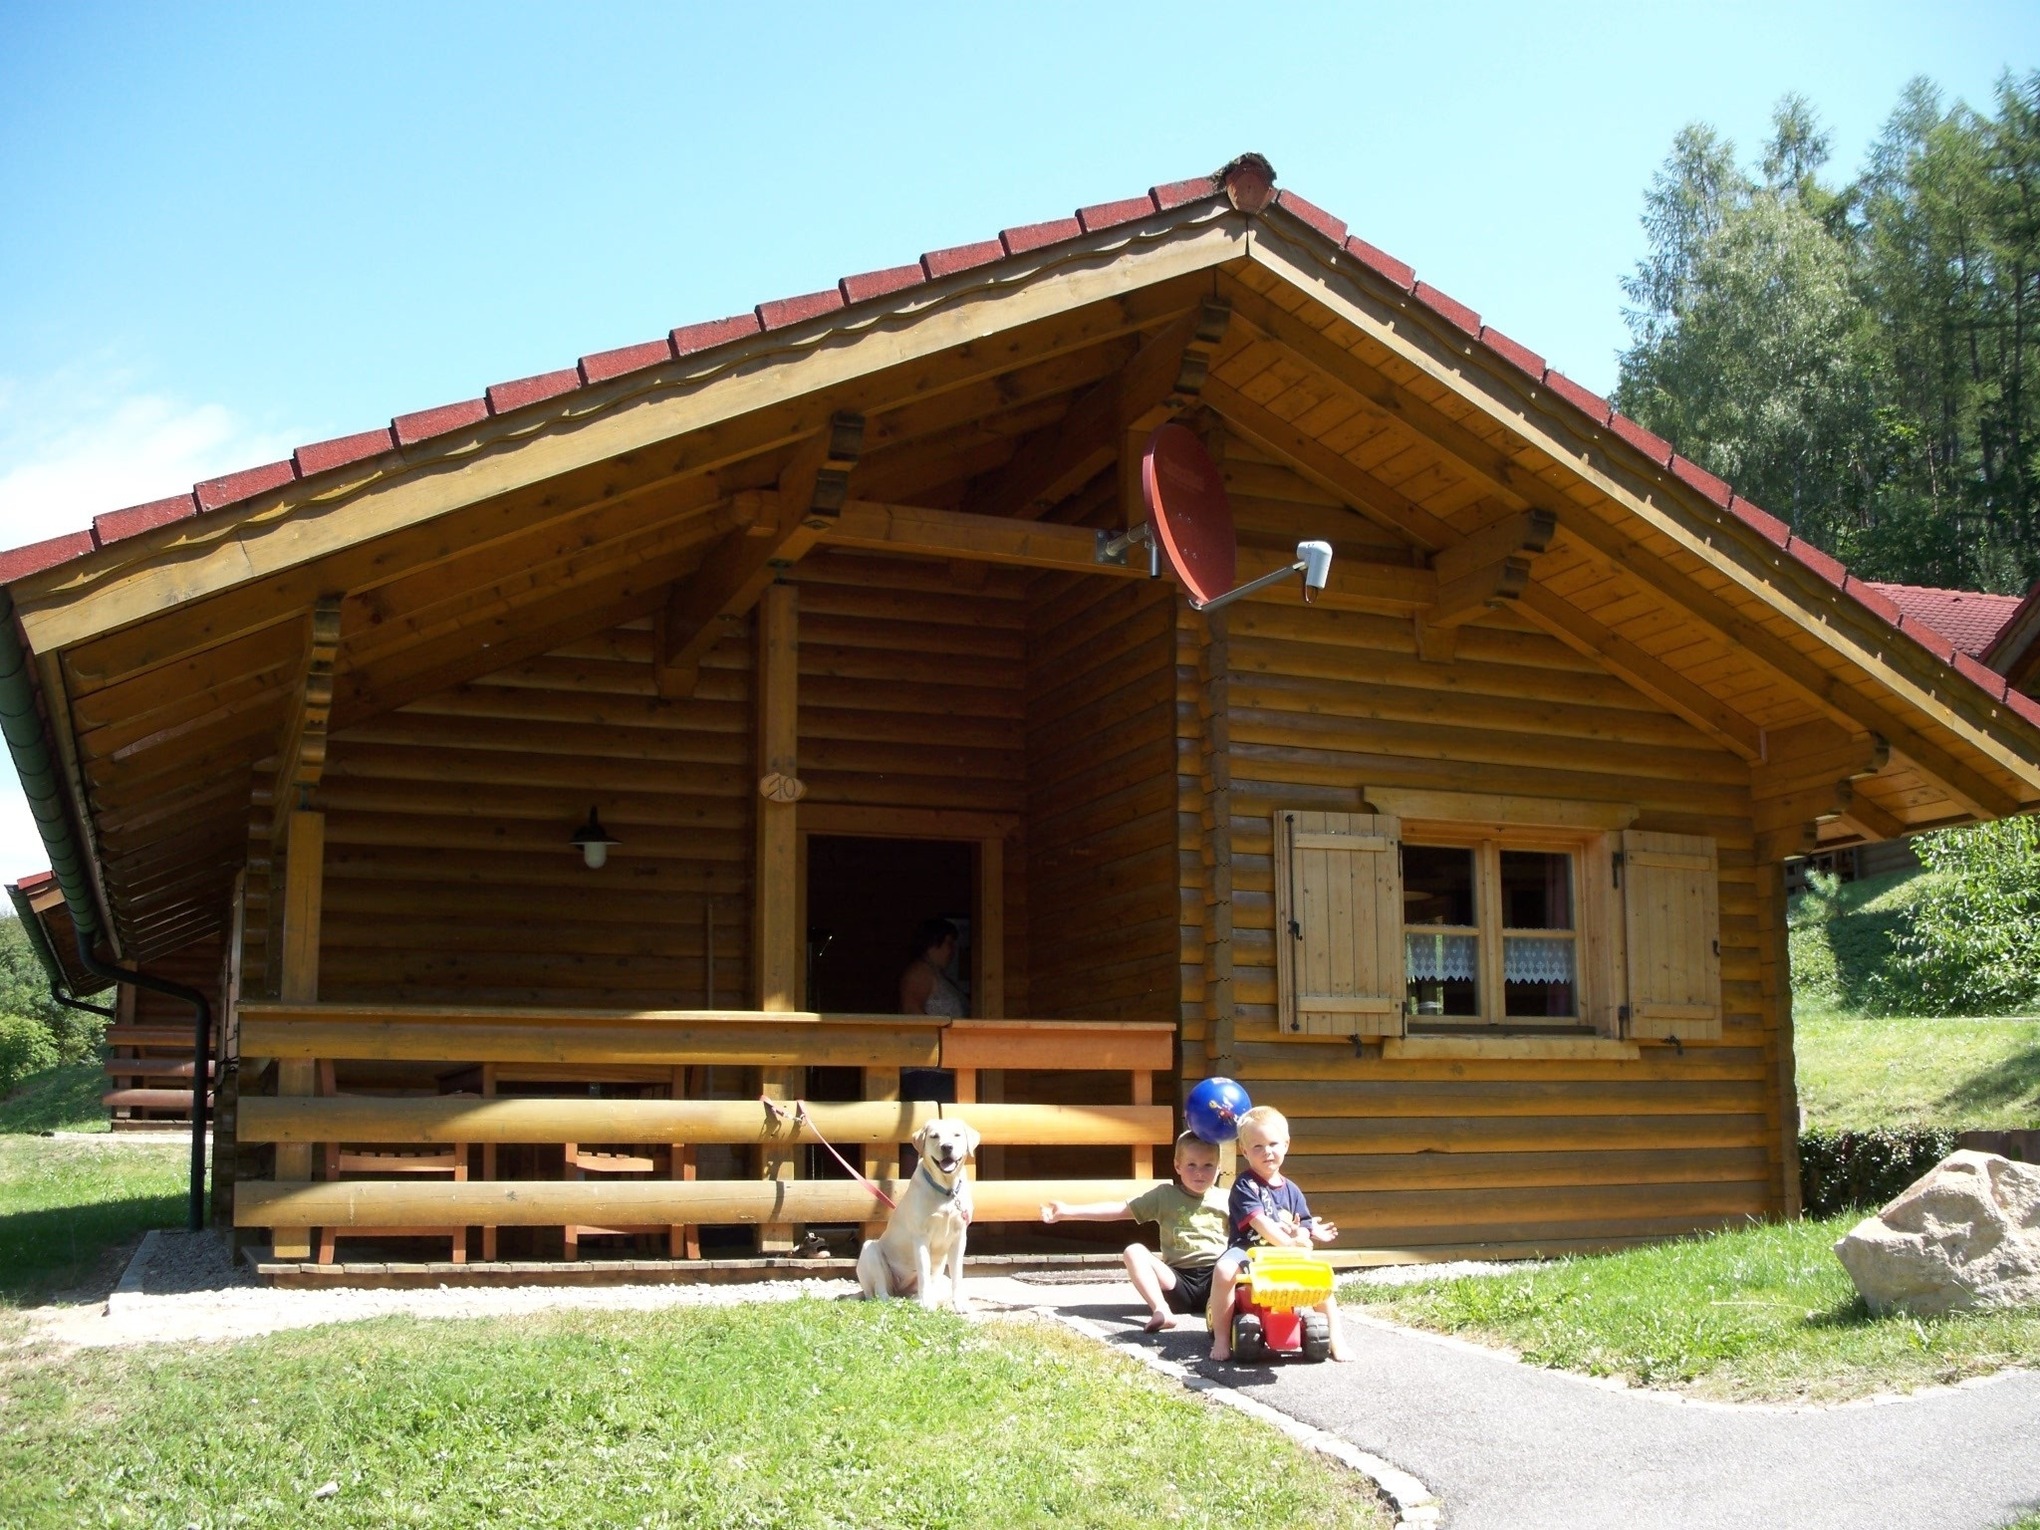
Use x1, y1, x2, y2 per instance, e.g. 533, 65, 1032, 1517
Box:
1403, 839, 1579, 1026
1271, 808, 1723, 1044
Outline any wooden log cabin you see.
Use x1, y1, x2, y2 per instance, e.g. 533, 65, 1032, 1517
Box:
4, 153, 2039, 1273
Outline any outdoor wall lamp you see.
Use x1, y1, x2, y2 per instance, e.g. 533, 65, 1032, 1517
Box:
570, 807, 619, 869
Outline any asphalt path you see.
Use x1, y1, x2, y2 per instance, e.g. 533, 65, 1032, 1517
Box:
1061, 1296, 2040, 1530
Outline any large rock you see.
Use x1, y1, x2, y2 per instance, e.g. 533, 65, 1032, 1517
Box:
1833, 1150, 2040, 1317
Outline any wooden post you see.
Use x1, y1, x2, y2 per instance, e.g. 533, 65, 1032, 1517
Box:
860, 1065, 900, 1242
974, 835, 1007, 1180
755, 583, 802, 1251
1759, 858, 1804, 1218
479, 1063, 498, 1261
671, 1065, 698, 1259
1130, 1067, 1154, 1179
272, 809, 324, 1261
1200, 609, 1236, 1075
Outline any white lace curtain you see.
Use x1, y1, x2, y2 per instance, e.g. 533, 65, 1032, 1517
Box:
1406, 934, 1575, 984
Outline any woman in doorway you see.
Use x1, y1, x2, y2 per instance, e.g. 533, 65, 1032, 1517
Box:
900, 918, 966, 1017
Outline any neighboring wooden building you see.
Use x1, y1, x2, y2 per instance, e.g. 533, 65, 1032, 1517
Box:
5, 154, 2039, 1270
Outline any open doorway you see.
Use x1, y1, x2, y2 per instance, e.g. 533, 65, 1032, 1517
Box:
804, 836, 976, 1016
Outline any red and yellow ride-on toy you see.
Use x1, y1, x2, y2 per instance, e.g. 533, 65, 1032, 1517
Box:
1229, 1247, 1335, 1363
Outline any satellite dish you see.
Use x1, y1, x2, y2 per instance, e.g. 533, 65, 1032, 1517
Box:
1144, 423, 1237, 607
1101, 423, 1333, 612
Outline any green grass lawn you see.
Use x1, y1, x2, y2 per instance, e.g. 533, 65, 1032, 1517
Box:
0, 1133, 189, 1305
1343, 1214, 2040, 1403
0, 1060, 110, 1134
1794, 1011, 2040, 1130
0, 1302, 1388, 1529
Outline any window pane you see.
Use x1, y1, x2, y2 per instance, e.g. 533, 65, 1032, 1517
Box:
1500, 850, 1572, 930
1404, 845, 1476, 926
1503, 934, 1576, 1017
1405, 932, 1479, 1017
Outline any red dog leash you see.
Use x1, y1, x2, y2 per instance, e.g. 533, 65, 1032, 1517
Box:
763, 1096, 897, 1210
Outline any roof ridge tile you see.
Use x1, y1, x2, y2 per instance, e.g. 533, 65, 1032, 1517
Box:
757, 289, 844, 331
1540, 368, 1611, 425
1000, 217, 1083, 256
1412, 281, 1480, 338
0, 530, 96, 582
1274, 188, 1347, 245
1076, 194, 1158, 233
1477, 325, 1545, 382
921, 239, 1005, 279
580, 338, 676, 385
672, 312, 763, 356
487, 369, 581, 415
195, 459, 297, 513
293, 428, 398, 480
840, 263, 926, 304
392, 397, 490, 446
1149, 175, 1220, 211
1341, 235, 1414, 292
93, 493, 201, 548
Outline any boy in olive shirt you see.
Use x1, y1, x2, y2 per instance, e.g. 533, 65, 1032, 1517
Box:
1042, 1131, 1228, 1331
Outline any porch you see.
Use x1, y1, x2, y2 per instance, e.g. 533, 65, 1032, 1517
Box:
228, 1001, 1176, 1270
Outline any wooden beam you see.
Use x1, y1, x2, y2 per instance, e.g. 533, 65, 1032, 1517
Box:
1514, 584, 1766, 761
656, 413, 862, 697
1836, 794, 1907, 842
267, 597, 343, 851
1753, 723, 1888, 801
1431, 509, 1557, 585
970, 299, 1232, 522
272, 807, 324, 1260
754, 582, 801, 1015
1752, 780, 1852, 837
1425, 557, 1534, 629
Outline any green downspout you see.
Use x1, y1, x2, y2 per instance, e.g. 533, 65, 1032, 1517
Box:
0, 592, 212, 1230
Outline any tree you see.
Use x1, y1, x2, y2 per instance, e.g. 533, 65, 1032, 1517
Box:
1618, 74, 2040, 592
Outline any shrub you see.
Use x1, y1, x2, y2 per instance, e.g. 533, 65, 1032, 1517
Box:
1798, 1126, 1958, 1216
1885, 819, 2040, 1015
0, 1013, 60, 1096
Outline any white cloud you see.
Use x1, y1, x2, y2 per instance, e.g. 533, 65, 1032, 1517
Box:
0, 359, 298, 551
0, 362, 300, 884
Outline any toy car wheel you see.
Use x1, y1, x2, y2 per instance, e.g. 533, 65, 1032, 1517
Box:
1300, 1309, 1332, 1363
1231, 1312, 1267, 1363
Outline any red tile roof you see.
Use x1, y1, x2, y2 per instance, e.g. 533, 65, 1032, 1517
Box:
0, 151, 2029, 735
1866, 583, 2022, 660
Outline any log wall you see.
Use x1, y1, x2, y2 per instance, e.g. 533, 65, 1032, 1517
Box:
267, 551, 1028, 1011
1025, 572, 1179, 1022
1178, 597, 1792, 1256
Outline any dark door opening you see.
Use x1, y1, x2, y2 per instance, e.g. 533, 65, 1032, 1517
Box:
805, 835, 975, 1016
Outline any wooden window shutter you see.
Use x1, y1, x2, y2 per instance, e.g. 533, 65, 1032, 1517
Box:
1273, 811, 1405, 1038
1618, 829, 1722, 1041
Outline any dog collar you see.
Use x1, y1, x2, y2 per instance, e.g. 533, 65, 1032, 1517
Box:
918, 1164, 963, 1200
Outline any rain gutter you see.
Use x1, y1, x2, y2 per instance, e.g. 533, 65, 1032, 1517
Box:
0, 592, 212, 1231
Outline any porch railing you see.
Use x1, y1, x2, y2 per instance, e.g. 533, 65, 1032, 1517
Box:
231, 1003, 1174, 1263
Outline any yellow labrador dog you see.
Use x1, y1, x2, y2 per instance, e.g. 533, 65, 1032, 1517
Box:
857, 1120, 979, 1310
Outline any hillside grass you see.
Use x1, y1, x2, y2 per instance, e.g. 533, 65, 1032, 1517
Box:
1794, 1012, 2040, 1131
0, 1059, 110, 1134
1343, 1214, 2040, 1403
0, 1303, 1388, 1529
0, 1134, 188, 1305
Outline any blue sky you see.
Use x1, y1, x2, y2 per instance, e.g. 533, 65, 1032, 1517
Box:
0, 1, 2035, 881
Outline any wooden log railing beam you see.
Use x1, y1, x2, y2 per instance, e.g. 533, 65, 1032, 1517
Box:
968, 299, 1232, 523
237, 1096, 1176, 1147
237, 1177, 1164, 1231
654, 412, 862, 698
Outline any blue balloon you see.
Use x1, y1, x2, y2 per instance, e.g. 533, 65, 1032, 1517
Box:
1184, 1076, 1252, 1144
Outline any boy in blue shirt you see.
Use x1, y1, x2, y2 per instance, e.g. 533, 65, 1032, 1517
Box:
1206, 1104, 1349, 1362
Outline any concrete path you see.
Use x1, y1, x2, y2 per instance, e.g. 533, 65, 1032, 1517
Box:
1044, 1287, 2040, 1530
